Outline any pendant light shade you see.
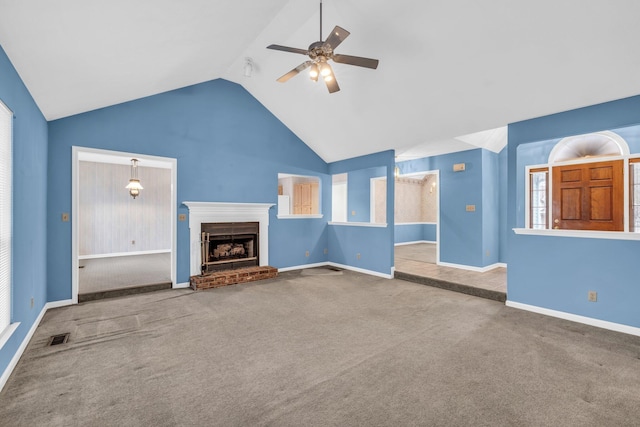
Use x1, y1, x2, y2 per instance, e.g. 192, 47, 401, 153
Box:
126, 158, 143, 199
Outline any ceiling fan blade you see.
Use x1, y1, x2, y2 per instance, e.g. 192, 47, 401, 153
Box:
322, 63, 340, 93
266, 44, 309, 55
276, 61, 314, 83
323, 26, 350, 50
332, 54, 379, 69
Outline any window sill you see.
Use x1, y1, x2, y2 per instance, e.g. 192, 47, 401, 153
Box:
395, 222, 437, 225
0, 322, 20, 350
277, 214, 323, 219
513, 228, 640, 241
329, 222, 388, 228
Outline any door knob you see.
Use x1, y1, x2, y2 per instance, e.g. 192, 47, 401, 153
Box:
554, 219, 559, 224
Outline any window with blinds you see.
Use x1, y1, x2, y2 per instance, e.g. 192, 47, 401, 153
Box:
0, 100, 12, 336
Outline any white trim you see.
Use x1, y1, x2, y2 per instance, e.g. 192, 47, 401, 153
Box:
174, 282, 191, 289
513, 228, 640, 240
78, 249, 171, 260
0, 322, 19, 352
278, 261, 393, 279
72, 147, 178, 303
548, 131, 630, 164
437, 261, 505, 273
328, 221, 388, 228
0, 299, 76, 393
495, 262, 507, 269
370, 176, 386, 223
506, 300, 640, 337
395, 222, 438, 225
277, 262, 329, 272
46, 299, 73, 309
0, 302, 47, 392
277, 214, 323, 219
183, 202, 274, 277
394, 240, 436, 246
328, 262, 393, 279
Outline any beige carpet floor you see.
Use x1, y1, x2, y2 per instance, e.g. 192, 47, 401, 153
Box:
1, 269, 639, 426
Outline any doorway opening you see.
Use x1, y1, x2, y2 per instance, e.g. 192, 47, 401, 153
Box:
72, 147, 178, 303
393, 170, 440, 268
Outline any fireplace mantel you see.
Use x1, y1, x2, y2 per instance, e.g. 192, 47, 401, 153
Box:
183, 202, 274, 276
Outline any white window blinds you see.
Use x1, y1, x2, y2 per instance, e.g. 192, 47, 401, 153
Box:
0, 100, 12, 334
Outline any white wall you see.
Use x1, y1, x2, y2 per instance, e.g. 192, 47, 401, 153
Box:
79, 161, 171, 256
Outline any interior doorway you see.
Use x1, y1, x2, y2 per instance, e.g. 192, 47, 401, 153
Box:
72, 147, 178, 303
393, 170, 440, 270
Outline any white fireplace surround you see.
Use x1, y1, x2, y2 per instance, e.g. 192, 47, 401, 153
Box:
183, 202, 274, 276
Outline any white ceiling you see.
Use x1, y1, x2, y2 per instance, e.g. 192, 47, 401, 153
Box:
1, 0, 640, 163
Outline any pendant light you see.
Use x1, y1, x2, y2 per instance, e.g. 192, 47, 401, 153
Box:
125, 158, 143, 199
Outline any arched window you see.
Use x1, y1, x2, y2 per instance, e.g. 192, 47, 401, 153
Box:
527, 131, 637, 232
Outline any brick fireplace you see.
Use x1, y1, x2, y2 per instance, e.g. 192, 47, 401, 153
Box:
183, 202, 274, 283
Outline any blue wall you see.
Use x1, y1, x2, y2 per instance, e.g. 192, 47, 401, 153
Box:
498, 146, 508, 263
0, 46, 49, 380
47, 79, 330, 300
508, 95, 640, 328
482, 150, 500, 266
394, 223, 437, 244
398, 149, 491, 268
346, 166, 386, 222
328, 151, 395, 275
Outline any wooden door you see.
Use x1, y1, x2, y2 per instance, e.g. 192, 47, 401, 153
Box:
551, 160, 623, 231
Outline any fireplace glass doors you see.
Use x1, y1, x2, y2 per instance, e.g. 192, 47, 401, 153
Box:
201, 222, 259, 273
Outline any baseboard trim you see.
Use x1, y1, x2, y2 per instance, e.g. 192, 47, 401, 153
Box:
327, 262, 393, 279
506, 300, 640, 337
79, 249, 171, 260
437, 261, 505, 273
0, 303, 48, 393
46, 299, 73, 309
278, 262, 393, 279
174, 282, 191, 289
278, 262, 329, 273
394, 240, 436, 246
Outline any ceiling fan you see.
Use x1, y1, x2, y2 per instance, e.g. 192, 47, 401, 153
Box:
266, 0, 379, 93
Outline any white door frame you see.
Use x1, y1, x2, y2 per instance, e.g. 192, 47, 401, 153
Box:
393, 170, 440, 263
71, 146, 178, 304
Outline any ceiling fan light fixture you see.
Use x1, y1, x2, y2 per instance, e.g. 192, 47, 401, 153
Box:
320, 63, 331, 77
309, 63, 319, 79
266, 0, 379, 93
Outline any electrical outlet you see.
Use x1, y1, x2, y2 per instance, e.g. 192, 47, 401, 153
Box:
30, 297, 34, 309
131, 240, 135, 245
178, 214, 186, 221
588, 291, 597, 302
351, 210, 356, 216
61, 213, 69, 222
356, 253, 361, 260
305, 251, 309, 257
324, 248, 328, 255
486, 250, 490, 257
466, 205, 476, 212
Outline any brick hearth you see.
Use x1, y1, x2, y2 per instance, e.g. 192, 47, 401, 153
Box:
190, 266, 278, 291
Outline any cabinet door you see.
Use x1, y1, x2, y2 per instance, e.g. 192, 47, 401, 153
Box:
293, 184, 303, 214
310, 182, 319, 214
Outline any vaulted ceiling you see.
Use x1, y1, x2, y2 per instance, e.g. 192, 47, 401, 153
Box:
1, 1, 640, 162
